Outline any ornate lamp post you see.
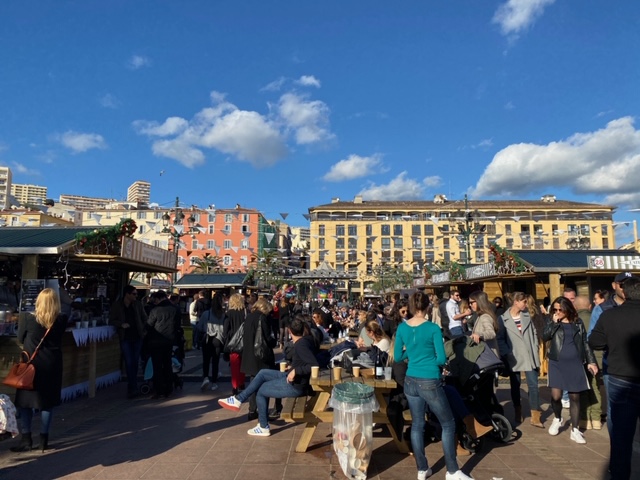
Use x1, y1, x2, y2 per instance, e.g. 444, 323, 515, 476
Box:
161, 197, 197, 289
451, 194, 486, 264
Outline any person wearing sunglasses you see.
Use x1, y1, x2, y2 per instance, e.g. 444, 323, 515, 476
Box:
543, 297, 598, 444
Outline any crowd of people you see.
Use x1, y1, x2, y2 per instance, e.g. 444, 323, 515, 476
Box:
6, 275, 638, 479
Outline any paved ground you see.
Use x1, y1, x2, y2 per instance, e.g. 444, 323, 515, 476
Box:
0, 349, 637, 480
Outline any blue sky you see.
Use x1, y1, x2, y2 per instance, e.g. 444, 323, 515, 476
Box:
1, 1, 640, 242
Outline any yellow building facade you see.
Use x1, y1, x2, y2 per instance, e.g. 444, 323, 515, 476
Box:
308, 195, 616, 295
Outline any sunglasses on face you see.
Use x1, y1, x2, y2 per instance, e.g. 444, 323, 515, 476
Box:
553, 308, 563, 312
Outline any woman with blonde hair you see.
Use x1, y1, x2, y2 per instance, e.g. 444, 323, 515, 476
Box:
11, 288, 67, 452
223, 293, 247, 395
357, 319, 391, 353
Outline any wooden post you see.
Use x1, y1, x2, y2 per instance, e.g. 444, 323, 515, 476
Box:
548, 273, 561, 302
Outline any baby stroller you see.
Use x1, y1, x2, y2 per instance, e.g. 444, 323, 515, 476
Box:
444, 336, 513, 451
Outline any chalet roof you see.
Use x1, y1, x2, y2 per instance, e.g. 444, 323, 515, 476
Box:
0, 226, 89, 254
173, 273, 248, 289
292, 260, 357, 280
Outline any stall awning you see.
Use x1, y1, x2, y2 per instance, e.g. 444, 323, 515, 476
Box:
0, 226, 87, 254
174, 273, 247, 289
292, 260, 356, 280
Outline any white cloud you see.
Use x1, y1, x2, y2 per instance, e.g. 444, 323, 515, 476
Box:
134, 91, 289, 168
493, 0, 556, 37
57, 131, 107, 153
99, 93, 120, 109
296, 75, 321, 88
472, 117, 640, 207
11, 162, 39, 175
358, 172, 426, 201
323, 154, 383, 182
277, 92, 334, 145
505, 101, 516, 110
423, 176, 442, 188
473, 138, 494, 149
261, 77, 286, 92
128, 55, 151, 70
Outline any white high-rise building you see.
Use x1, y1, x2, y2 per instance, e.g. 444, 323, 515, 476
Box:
127, 180, 151, 205
11, 183, 48, 206
0, 166, 12, 210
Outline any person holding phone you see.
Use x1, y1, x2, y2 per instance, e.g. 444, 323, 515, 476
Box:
542, 296, 598, 444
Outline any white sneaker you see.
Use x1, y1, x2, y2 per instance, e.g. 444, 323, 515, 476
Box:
247, 424, 271, 437
548, 417, 563, 436
218, 396, 242, 412
570, 428, 586, 444
561, 399, 570, 409
445, 470, 473, 480
200, 378, 210, 391
210, 383, 219, 391
418, 468, 433, 480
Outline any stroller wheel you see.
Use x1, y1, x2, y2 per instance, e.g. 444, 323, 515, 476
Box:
140, 383, 152, 395
490, 413, 513, 443
460, 432, 480, 453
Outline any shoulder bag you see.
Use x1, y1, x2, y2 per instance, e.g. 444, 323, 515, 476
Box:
3, 328, 51, 390
224, 322, 245, 354
253, 316, 269, 360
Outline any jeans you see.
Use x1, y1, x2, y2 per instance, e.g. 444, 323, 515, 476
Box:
404, 376, 459, 474
236, 369, 304, 428
18, 408, 53, 434
449, 326, 465, 338
606, 375, 640, 480
508, 369, 540, 411
121, 339, 142, 394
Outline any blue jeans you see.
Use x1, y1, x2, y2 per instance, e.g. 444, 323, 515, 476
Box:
449, 326, 465, 338
508, 369, 541, 411
121, 339, 142, 394
236, 369, 304, 428
404, 376, 459, 474
18, 408, 53, 434
606, 375, 640, 480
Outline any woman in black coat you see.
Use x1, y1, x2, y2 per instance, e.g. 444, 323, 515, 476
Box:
223, 293, 247, 395
240, 297, 277, 419
12, 288, 67, 452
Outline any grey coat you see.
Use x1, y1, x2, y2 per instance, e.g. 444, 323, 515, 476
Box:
497, 308, 540, 372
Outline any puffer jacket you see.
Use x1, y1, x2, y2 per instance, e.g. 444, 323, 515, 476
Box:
542, 318, 596, 365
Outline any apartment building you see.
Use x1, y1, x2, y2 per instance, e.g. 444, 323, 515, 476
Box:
308, 194, 616, 295
11, 183, 47, 206
0, 167, 12, 210
126, 180, 151, 205
59, 193, 116, 210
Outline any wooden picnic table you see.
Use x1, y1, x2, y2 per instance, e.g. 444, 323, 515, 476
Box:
286, 370, 409, 454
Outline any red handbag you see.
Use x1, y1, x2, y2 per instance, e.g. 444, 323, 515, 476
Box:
2, 328, 50, 390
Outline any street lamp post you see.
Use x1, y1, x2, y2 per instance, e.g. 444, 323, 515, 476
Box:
161, 197, 196, 290
453, 194, 486, 264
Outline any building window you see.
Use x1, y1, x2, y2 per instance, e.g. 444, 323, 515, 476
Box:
319, 251, 326, 261
443, 238, 450, 249
443, 251, 450, 262
476, 251, 485, 263
601, 224, 608, 236
336, 238, 345, 249
365, 224, 372, 236
381, 238, 391, 250
191, 239, 198, 249
424, 224, 434, 236
381, 225, 390, 236
412, 250, 422, 262
412, 237, 421, 248
319, 225, 325, 236
225, 213, 233, 223
412, 225, 421, 236
348, 250, 357, 262
224, 224, 231, 233
336, 251, 345, 262
506, 238, 514, 249
138, 225, 146, 234
241, 256, 248, 266
207, 240, 215, 249
208, 225, 215, 234
189, 256, 198, 266
224, 255, 232, 266
154, 211, 163, 220
242, 214, 249, 222
348, 224, 357, 236
581, 224, 590, 236
319, 238, 325, 249
336, 225, 345, 236
177, 256, 185, 265
242, 224, 250, 233
425, 238, 434, 249
568, 224, 579, 236
348, 237, 357, 249
393, 225, 403, 236
393, 237, 403, 248
224, 240, 232, 250
505, 224, 512, 236
208, 213, 216, 223
602, 238, 609, 248
241, 239, 249, 249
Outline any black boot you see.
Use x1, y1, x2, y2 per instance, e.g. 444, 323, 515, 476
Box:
10, 432, 32, 452
38, 433, 49, 452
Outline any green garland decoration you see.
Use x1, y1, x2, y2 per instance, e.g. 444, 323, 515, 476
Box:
75, 219, 138, 255
488, 242, 527, 274
448, 260, 466, 282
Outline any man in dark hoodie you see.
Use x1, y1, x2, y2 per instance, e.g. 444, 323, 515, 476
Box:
146, 290, 181, 399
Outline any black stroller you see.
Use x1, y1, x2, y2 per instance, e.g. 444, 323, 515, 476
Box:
140, 327, 185, 395
444, 336, 513, 451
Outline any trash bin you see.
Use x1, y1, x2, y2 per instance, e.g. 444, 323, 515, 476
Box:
329, 383, 380, 480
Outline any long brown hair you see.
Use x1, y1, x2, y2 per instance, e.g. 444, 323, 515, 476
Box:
551, 296, 578, 323
469, 291, 498, 332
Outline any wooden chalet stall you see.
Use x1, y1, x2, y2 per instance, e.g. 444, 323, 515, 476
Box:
0, 226, 176, 400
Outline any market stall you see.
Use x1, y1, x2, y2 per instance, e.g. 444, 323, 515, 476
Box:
0, 224, 176, 400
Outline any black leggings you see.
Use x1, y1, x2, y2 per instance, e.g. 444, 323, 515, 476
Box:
550, 388, 580, 428
202, 336, 223, 382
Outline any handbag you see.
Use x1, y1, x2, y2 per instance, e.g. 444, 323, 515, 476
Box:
253, 317, 269, 360
224, 323, 244, 354
3, 328, 50, 390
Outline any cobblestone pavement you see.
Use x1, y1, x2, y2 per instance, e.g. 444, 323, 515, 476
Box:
0, 349, 636, 480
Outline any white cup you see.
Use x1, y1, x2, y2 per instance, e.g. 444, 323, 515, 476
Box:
384, 367, 392, 380
311, 366, 319, 379
352, 366, 361, 378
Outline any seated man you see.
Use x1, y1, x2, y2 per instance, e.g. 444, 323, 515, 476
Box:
218, 317, 319, 437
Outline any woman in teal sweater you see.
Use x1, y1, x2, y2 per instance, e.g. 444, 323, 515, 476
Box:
394, 291, 473, 480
